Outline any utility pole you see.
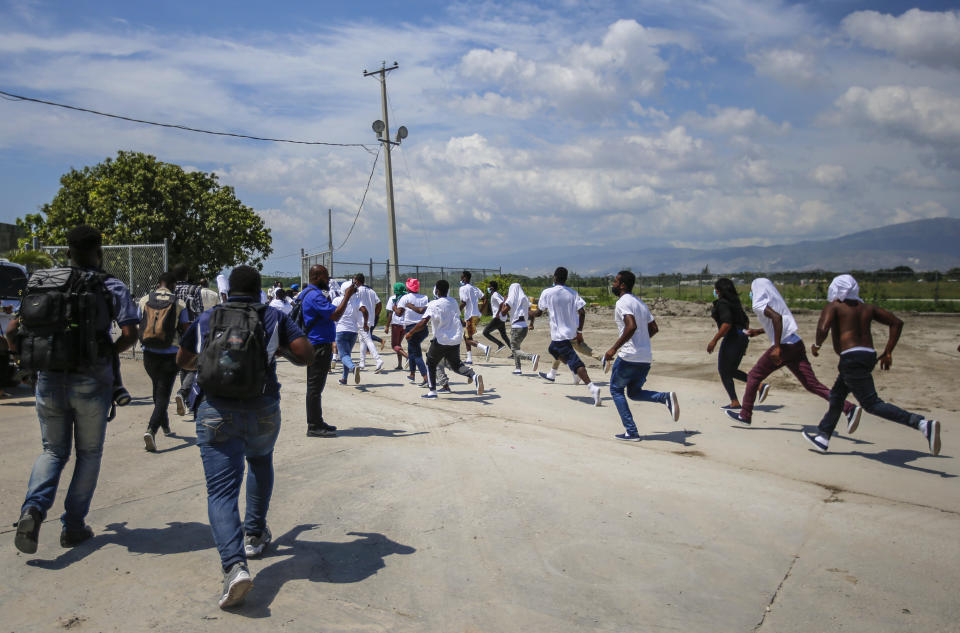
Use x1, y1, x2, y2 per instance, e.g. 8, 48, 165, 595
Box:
364, 61, 407, 287
328, 208, 333, 277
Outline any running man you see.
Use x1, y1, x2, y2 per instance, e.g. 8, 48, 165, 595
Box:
406, 280, 484, 399
480, 281, 509, 353
532, 266, 601, 406
384, 282, 409, 369
498, 282, 539, 375
331, 281, 366, 386
353, 274, 384, 373
603, 271, 679, 441
802, 274, 941, 455
394, 278, 429, 385
726, 278, 858, 426
458, 270, 491, 364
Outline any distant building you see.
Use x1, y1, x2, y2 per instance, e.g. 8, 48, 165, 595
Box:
0, 222, 24, 254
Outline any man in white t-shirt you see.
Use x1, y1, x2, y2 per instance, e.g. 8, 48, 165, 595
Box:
353, 274, 383, 373
543, 292, 603, 382
602, 271, 679, 441
268, 288, 293, 315
407, 280, 484, 399
458, 270, 490, 364
531, 266, 601, 406
331, 282, 367, 386
479, 281, 509, 352
725, 278, 856, 426
498, 282, 539, 375
393, 278, 429, 384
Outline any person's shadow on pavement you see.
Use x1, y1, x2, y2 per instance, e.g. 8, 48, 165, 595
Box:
240, 526, 416, 617
26, 521, 213, 570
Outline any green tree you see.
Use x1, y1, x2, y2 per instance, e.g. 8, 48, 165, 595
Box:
4, 249, 54, 273
17, 151, 272, 279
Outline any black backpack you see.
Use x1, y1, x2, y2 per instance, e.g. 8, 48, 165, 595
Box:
139, 290, 178, 348
17, 267, 112, 372
289, 286, 317, 331
196, 302, 268, 400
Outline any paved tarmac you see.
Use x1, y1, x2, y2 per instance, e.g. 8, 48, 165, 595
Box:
0, 313, 957, 632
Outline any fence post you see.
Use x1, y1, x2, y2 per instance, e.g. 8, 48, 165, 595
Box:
369, 258, 374, 287
385, 259, 390, 296
416, 265, 420, 279
127, 246, 134, 290
163, 239, 169, 272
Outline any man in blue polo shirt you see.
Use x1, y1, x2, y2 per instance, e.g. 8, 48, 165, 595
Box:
300, 264, 355, 437
177, 265, 314, 609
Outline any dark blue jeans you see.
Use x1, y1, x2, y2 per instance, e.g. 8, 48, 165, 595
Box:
548, 339, 584, 373
196, 396, 281, 572
335, 331, 357, 382
817, 351, 921, 439
21, 368, 112, 530
405, 324, 428, 376
609, 358, 668, 435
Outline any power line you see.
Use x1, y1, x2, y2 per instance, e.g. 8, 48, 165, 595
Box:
0, 89, 375, 151
336, 145, 382, 251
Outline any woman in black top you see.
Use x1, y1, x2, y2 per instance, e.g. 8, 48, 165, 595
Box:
707, 278, 768, 409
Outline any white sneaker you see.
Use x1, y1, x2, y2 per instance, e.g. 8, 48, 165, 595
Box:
175, 394, 186, 416
589, 383, 601, 406
483, 345, 491, 362
475, 374, 484, 396
922, 419, 941, 456
143, 431, 156, 452
374, 360, 384, 374
244, 526, 272, 558
666, 392, 679, 422
531, 354, 539, 372
219, 563, 253, 609
359, 363, 366, 370
465, 354, 473, 365
512, 369, 522, 375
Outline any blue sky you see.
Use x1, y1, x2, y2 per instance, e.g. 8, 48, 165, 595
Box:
1, 0, 958, 274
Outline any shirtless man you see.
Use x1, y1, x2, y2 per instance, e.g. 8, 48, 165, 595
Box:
802, 274, 941, 455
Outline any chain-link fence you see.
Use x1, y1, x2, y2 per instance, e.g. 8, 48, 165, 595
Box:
41, 243, 169, 300
300, 251, 501, 302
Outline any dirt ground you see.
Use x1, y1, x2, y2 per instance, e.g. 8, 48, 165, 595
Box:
0, 304, 957, 633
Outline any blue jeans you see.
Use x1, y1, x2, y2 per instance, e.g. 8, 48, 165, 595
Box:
21, 368, 113, 530
196, 396, 281, 572
405, 324, 428, 376
335, 331, 357, 382
609, 358, 667, 435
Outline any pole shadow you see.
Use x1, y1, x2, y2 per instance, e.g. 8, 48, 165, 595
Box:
334, 427, 428, 438
238, 526, 416, 618
25, 521, 213, 570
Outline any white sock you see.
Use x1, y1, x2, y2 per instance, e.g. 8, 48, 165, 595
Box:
587, 382, 596, 391
919, 419, 928, 435
479, 343, 488, 352
466, 352, 473, 361
546, 369, 556, 379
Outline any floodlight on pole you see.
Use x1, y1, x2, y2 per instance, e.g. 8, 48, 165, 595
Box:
363, 62, 406, 288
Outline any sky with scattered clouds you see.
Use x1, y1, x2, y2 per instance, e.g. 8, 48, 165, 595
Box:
0, 0, 958, 274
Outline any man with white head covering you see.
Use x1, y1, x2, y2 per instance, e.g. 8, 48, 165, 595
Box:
498, 282, 539, 375
802, 274, 941, 455
725, 278, 858, 426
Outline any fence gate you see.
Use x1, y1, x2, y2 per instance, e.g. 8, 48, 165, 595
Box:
301, 250, 333, 287
41, 242, 169, 299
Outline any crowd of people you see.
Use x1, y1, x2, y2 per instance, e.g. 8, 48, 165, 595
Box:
2, 224, 946, 610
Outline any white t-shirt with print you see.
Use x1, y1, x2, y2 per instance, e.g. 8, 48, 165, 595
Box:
537, 285, 582, 341
397, 292, 429, 327
459, 283, 483, 319
615, 293, 655, 363
425, 296, 464, 346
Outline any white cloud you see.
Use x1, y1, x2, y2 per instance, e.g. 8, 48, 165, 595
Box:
890, 200, 948, 224
746, 48, 819, 86
827, 85, 960, 167
686, 106, 790, 136
809, 164, 848, 189
735, 158, 776, 185
893, 169, 941, 189
842, 9, 960, 70
451, 92, 544, 119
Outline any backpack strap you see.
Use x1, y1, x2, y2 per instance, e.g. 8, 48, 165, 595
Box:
296, 286, 320, 333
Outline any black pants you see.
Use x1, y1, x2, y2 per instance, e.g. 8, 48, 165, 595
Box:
717, 331, 749, 401
306, 343, 333, 429
482, 318, 509, 349
426, 340, 475, 390
818, 350, 921, 438
143, 350, 179, 433
178, 369, 196, 401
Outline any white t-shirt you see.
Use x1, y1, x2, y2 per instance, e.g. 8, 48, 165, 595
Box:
268, 298, 293, 315
615, 294, 655, 363
459, 283, 483, 319
425, 296, 464, 346
385, 295, 397, 326
332, 294, 361, 333
504, 283, 530, 329
751, 279, 800, 345
200, 287, 220, 311
490, 291, 504, 318
538, 285, 582, 341
357, 286, 380, 329
397, 292, 428, 327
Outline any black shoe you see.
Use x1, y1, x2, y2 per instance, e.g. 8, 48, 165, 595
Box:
15, 507, 42, 554
60, 525, 94, 548
113, 386, 131, 406
320, 422, 337, 432
306, 426, 336, 437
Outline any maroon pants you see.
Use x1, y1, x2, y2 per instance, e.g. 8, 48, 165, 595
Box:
390, 324, 406, 355
741, 341, 853, 422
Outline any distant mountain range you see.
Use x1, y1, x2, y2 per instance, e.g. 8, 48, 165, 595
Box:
498, 217, 960, 275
